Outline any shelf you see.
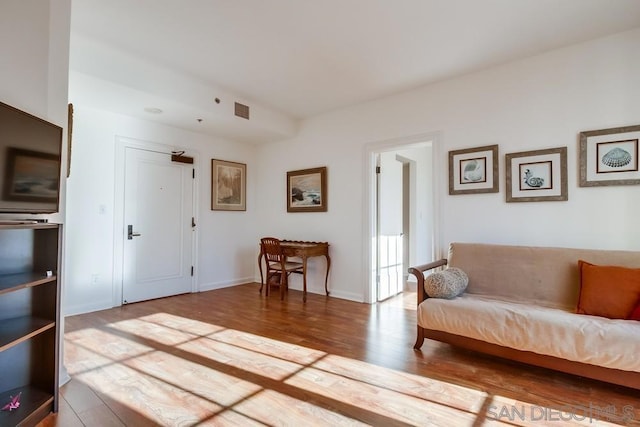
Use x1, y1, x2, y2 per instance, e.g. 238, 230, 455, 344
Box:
0, 272, 56, 296
0, 223, 60, 425
0, 316, 55, 353
0, 385, 53, 426
0, 222, 58, 230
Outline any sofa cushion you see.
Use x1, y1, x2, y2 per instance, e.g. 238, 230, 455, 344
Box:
417, 294, 640, 372
447, 243, 640, 310
424, 268, 468, 299
577, 260, 640, 319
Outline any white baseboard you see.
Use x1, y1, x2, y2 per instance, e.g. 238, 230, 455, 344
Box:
327, 289, 365, 302
198, 276, 255, 292
63, 299, 113, 317
252, 276, 365, 303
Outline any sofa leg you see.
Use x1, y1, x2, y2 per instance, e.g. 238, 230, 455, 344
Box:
413, 326, 425, 350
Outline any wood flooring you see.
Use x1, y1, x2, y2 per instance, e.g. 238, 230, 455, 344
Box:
38, 283, 639, 426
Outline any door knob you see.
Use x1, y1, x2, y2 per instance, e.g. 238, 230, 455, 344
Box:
127, 224, 142, 240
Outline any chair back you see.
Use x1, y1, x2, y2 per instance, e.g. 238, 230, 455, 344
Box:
261, 237, 284, 263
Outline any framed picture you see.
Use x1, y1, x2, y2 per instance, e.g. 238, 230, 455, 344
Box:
448, 144, 499, 195
211, 159, 246, 211
2, 148, 60, 203
67, 103, 73, 178
579, 125, 640, 187
287, 166, 327, 212
505, 147, 567, 202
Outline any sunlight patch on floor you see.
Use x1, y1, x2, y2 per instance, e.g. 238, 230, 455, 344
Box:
178, 336, 310, 381
312, 354, 484, 411
65, 327, 153, 362
123, 312, 226, 336
286, 365, 481, 425
232, 389, 370, 426
210, 328, 327, 366
67, 344, 260, 424
64, 312, 616, 426
106, 316, 217, 346
384, 291, 417, 310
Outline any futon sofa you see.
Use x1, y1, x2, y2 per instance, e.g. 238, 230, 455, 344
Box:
409, 242, 640, 389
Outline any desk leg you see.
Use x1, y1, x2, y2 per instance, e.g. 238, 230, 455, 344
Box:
258, 252, 264, 294
280, 266, 286, 300
302, 256, 308, 302
324, 254, 331, 296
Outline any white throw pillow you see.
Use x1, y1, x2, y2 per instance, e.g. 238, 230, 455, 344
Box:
424, 267, 468, 299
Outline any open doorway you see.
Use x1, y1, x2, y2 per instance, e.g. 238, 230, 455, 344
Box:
365, 135, 437, 303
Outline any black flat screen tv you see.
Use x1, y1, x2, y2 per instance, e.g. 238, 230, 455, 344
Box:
0, 100, 62, 214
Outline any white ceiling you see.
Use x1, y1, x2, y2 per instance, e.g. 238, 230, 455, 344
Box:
69, 0, 640, 143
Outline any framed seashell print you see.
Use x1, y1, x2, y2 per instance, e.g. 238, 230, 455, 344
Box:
579, 125, 640, 187
448, 144, 499, 195
505, 147, 568, 202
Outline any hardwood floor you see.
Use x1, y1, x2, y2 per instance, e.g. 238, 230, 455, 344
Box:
38, 283, 639, 426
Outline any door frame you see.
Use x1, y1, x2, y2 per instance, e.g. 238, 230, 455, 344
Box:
113, 136, 199, 307
363, 132, 442, 304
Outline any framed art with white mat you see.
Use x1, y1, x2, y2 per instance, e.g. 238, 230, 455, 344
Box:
506, 147, 567, 202
579, 125, 640, 187
448, 144, 499, 195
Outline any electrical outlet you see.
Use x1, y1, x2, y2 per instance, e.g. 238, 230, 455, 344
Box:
91, 274, 99, 285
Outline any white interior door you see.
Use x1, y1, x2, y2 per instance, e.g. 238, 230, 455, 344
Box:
376, 152, 404, 301
122, 147, 194, 304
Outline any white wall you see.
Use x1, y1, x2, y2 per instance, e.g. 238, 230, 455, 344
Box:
0, 0, 72, 386
0, 2, 49, 117
0, 0, 71, 222
65, 27, 640, 310
64, 104, 258, 315
255, 28, 640, 302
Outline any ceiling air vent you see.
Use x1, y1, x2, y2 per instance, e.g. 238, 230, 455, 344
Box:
234, 102, 250, 120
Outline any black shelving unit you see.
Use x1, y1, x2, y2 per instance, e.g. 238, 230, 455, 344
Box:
0, 223, 61, 427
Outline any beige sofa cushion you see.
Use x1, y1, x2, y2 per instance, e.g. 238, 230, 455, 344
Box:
447, 243, 640, 310
417, 294, 640, 372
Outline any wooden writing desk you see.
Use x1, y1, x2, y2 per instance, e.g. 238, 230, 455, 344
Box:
258, 240, 331, 302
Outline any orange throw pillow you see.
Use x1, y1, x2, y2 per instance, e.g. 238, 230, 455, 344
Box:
577, 260, 640, 320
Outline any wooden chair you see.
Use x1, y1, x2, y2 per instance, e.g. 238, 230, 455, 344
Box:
260, 237, 303, 299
